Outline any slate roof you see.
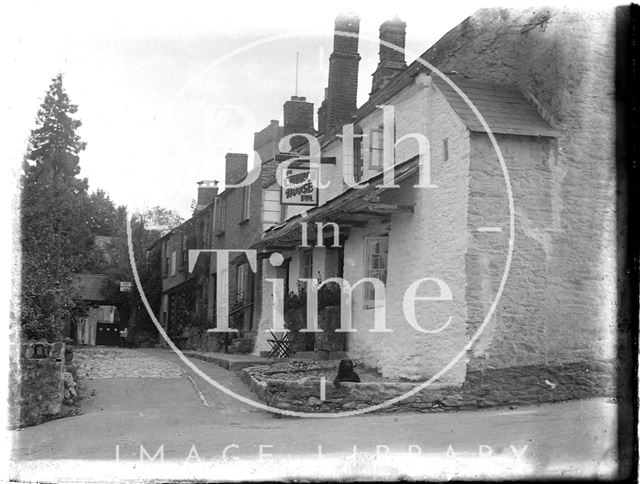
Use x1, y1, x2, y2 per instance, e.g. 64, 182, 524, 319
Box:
433, 76, 558, 137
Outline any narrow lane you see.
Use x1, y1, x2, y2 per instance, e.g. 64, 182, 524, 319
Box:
11, 347, 618, 480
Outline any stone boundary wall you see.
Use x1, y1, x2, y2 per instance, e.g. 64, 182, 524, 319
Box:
241, 360, 614, 413
8, 342, 68, 428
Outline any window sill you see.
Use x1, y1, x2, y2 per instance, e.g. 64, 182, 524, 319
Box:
363, 302, 384, 310
215, 231, 225, 237
238, 218, 249, 225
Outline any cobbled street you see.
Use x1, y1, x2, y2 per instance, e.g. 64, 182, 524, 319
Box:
73, 347, 184, 379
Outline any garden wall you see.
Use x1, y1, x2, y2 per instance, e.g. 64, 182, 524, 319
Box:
9, 342, 68, 428
241, 360, 614, 413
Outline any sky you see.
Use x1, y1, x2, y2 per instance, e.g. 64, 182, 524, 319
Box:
2, 0, 619, 220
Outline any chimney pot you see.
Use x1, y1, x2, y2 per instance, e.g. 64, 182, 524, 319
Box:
317, 14, 361, 134
195, 179, 218, 211
283, 96, 315, 149
371, 17, 407, 94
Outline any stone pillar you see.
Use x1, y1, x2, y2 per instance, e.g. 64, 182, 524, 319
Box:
253, 258, 280, 355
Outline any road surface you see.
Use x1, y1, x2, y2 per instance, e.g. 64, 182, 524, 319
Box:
9, 347, 619, 481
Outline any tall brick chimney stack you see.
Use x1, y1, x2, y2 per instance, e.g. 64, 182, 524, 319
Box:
225, 153, 248, 185
283, 96, 315, 148
371, 17, 407, 94
253, 120, 282, 163
195, 180, 218, 212
317, 13, 361, 135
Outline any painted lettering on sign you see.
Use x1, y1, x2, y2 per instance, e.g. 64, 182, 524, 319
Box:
281, 167, 318, 206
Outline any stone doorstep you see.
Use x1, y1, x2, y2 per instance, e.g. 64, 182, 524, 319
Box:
182, 351, 278, 371
294, 351, 348, 361
258, 350, 349, 360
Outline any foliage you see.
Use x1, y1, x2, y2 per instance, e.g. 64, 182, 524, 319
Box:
169, 308, 197, 338
140, 206, 184, 237
229, 294, 245, 332
129, 208, 183, 334
318, 281, 341, 308
19, 73, 184, 342
283, 277, 342, 345
86, 189, 127, 237
283, 278, 341, 313
284, 280, 307, 312
20, 74, 90, 341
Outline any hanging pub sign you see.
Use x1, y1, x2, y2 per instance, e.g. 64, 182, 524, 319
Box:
280, 166, 319, 206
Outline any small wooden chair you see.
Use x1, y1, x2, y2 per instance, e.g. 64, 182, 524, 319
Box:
266, 331, 294, 358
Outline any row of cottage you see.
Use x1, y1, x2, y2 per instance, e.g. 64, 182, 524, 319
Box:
152, 8, 615, 385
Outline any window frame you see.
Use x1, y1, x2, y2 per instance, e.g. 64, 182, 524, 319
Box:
353, 133, 364, 183
236, 263, 248, 303
241, 185, 251, 222
214, 197, 226, 234
163, 241, 169, 276
368, 125, 385, 171
300, 250, 314, 279
181, 234, 188, 269
364, 235, 389, 308
170, 250, 177, 277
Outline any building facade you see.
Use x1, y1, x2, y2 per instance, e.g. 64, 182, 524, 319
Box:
155, 8, 616, 388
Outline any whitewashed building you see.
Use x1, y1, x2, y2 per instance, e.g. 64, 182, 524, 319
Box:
251, 8, 616, 391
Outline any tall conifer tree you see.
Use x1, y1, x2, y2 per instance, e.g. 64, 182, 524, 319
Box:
21, 74, 90, 340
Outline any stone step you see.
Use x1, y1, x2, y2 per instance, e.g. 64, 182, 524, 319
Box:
182, 351, 274, 371
229, 337, 254, 354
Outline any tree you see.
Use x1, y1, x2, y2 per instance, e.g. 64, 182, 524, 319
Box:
19, 74, 186, 343
130, 207, 184, 334
140, 206, 184, 237
84, 206, 183, 339
86, 189, 127, 237
20, 74, 91, 341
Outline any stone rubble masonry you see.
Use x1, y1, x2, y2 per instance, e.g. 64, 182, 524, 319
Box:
241, 359, 614, 413
436, 8, 617, 373
345, 7, 616, 382
9, 342, 68, 429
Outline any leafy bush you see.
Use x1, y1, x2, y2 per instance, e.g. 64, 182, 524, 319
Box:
318, 281, 341, 308
284, 280, 307, 312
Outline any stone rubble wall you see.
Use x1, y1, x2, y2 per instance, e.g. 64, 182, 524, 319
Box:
8, 342, 72, 428
428, 7, 617, 373
241, 360, 614, 413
